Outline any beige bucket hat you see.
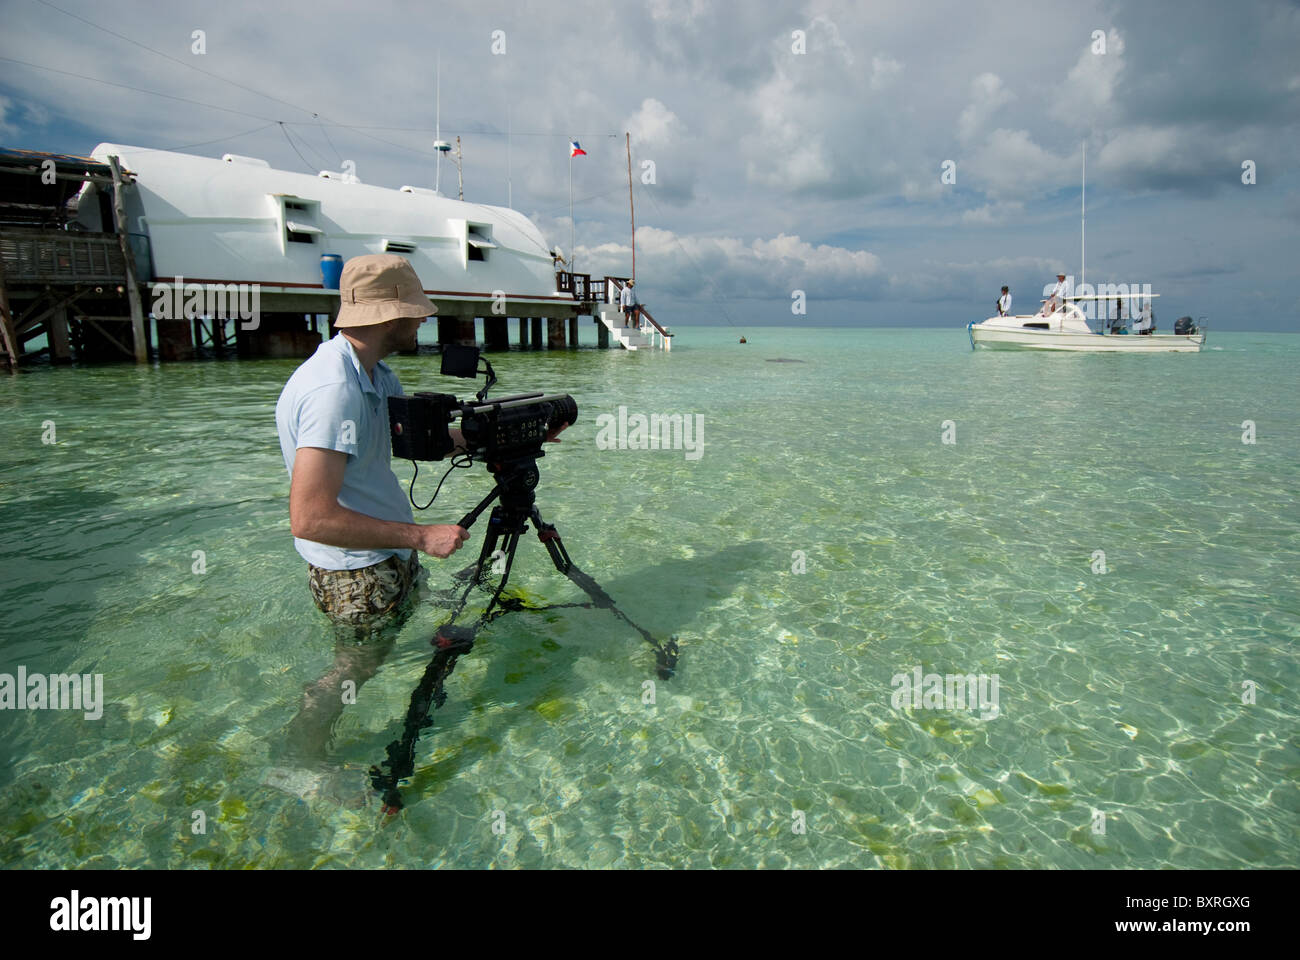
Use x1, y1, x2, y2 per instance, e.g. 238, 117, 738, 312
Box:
335, 254, 437, 327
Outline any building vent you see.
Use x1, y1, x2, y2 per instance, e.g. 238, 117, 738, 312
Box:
273, 195, 323, 249
383, 240, 417, 254
467, 224, 496, 262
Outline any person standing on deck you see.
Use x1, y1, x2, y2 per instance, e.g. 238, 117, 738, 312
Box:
1135, 299, 1155, 334
997, 286, 1012, 316
620, 279, 639, 327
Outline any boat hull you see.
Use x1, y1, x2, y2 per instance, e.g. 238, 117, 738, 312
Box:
971, 324, 1205, 353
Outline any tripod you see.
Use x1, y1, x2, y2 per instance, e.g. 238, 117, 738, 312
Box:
369, 455, 679, 815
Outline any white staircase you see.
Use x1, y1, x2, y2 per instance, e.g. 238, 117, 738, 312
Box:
597, 305, 651, 350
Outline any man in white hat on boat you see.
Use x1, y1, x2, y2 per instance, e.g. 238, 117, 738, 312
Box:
1043, 273, 1069, 315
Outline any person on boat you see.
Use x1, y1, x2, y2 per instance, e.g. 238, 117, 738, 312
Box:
997, 286, 1012, 316
1135, 300, 1155, 334
1043, 273, 1068, 315
271, 255, 567, 790
620, 279, 639, 327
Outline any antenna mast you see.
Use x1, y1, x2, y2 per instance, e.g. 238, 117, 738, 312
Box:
433, 52, 452, 194
1081, 141, 1086, 291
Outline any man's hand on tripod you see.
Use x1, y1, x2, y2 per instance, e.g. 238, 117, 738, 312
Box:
416, 524, 470, 558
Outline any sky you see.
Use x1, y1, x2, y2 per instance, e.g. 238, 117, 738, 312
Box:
1, 0, 1297, 330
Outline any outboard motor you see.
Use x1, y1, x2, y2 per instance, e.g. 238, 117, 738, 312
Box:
1174, 316, 1196, 335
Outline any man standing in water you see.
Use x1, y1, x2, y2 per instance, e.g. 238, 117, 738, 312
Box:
269, 254, 567, 803
277, 255, 468, 631
268, 255, 468, 801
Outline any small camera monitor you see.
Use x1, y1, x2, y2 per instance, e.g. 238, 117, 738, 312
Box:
441, 344, 480, 379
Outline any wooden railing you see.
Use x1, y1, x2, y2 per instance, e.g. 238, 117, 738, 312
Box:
558, 271, 632, 304
637, 304, 671, 340
558, 270, 593, 301
0, 228, 129, 283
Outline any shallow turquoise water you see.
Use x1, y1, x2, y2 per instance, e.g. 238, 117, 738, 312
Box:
1, 326, 1297, 868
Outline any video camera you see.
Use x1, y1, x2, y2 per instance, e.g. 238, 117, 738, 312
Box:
387, 344, 577, 463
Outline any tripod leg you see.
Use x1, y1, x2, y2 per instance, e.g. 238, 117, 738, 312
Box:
373, 526, 525, 814
530, 507, 572, 573
528, 507, 678, 678
453, 505, 506, 582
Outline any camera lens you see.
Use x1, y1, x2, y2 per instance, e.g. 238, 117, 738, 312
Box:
548, 396, 577, 429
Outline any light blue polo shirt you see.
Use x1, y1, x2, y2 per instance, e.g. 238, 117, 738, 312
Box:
275, 333, 414, 570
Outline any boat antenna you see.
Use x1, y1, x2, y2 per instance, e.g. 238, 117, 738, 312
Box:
1081, 141, 1086, 291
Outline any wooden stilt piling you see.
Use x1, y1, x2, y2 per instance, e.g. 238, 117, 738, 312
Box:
547, 318, 565, 349
107, 156, 147, 364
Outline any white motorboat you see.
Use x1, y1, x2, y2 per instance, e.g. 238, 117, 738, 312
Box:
969, 142, 1206, 353
969, 297, 1206, 352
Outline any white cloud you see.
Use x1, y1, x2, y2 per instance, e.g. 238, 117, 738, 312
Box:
808, 15, 855, 65
958, 72, 1015, 143
741, 70, 836, 192
1052, 28, 1126, 127
625, 98, 684, 148
578, 226, 883, 300
960, 201, 1024, 225
1095, 125, 1182, 175
964, 128, 1068, 201
646, 0, 709, 24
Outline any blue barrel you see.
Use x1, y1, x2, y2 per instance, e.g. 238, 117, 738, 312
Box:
320, 254, 343, 289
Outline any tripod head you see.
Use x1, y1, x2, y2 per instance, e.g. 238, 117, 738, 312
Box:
486, 456, 540, 519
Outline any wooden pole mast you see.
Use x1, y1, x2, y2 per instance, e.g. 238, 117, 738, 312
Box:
108, 155, 147, 364
626, 132, 636, 283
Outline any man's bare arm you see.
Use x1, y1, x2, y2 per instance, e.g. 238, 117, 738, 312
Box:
289, 447, 468, 558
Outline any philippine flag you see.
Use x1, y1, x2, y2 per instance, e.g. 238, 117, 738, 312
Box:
569, 141, 587, 157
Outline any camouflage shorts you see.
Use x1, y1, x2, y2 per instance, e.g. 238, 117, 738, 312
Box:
307, 552, 422, 629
